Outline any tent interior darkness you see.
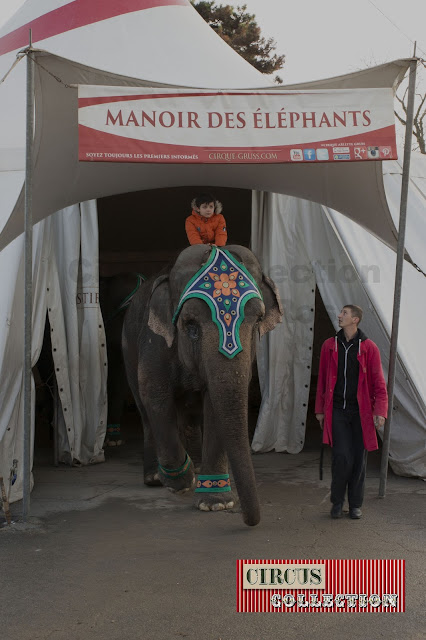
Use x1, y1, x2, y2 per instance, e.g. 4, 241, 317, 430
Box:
97, 187, 252, 277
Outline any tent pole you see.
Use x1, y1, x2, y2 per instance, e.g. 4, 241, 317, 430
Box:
22, 33, 35, 521
379, 57, 418, 498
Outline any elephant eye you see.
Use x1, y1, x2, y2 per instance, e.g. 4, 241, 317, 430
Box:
185, 320, 199, 340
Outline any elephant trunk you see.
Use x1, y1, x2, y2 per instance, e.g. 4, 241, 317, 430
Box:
207, 372, 260, 527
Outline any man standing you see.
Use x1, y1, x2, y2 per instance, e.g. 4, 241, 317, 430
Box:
315, 305, 388, 519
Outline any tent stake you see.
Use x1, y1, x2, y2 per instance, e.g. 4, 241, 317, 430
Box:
379, 57, 418, 498
22, 32, 34, 521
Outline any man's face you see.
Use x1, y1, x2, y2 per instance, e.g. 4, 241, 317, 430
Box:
338, 307, 358, 330
197, 202, 215, 218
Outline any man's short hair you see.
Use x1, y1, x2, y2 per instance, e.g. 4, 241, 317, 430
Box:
344, 304, 363, 324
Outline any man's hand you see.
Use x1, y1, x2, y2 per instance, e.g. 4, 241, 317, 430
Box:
316, 413, 324, 430
374, 415, 385, 429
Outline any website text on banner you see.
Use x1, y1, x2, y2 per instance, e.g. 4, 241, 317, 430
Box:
78, 87, 397, 164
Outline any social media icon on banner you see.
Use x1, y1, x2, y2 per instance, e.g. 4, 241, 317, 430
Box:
368, 146, 380, 159
380, 146, 392, 158
303, 149, 316, 161
290, 149, 303, 161
316, 149, 329, 160
354, 147, 367, 160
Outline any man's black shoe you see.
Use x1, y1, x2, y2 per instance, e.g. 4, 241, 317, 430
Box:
349, 507, 362, 519
330, 504, 343, 519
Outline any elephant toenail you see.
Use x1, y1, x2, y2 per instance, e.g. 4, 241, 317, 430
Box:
211, 503, 225, 511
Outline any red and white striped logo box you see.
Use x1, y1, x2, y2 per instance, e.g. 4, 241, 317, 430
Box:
236, 559, 405, 612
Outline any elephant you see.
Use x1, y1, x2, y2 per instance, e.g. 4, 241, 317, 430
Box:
100, 273, 145, 446
122, 245, 282, 526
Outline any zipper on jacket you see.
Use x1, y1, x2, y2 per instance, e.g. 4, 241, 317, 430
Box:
340, 340, 354, 409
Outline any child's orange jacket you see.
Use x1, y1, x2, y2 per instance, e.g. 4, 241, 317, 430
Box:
185, 211, 227, 246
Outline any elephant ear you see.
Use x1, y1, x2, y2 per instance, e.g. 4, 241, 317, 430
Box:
259, 274, 283, 338
147, 274, 175, 347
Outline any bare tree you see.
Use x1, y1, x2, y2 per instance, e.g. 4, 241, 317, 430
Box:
394, 74, 425, 154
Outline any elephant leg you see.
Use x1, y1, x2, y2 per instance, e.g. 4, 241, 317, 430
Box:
139, 405, 162, 487
194, 392, 235, 512
105, 316, 128, 447
183, 422, 203, 474
177, 392, 203, 473
121, 342, 161, 486
105, 356, 127, 446
141, 393, 195, 494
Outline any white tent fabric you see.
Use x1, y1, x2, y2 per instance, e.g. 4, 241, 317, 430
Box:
0, 201, 106, 501
0, 223, 49, 502
0, 0, 422, 501
382, 152, 426, 277
252, 154, 426, 478
48, 201, 107, 468
251, 192, 316, 454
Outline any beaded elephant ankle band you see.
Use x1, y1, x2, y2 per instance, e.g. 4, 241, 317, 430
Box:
105, 424, 122, 444
158, 453, 192, 478
195, 474, 231, 492
106, 424, 121, 437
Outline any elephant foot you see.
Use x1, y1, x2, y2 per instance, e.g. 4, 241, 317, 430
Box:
162, 473, 195, 494
144, 471, 162, 487
167, 478, 195, 495
194, 491, 236, 512
105, 438, 124, 447
158, 454, 195, 494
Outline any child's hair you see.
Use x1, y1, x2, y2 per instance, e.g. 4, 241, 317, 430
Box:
193, 193, 216, 208
191, 193, 223, 214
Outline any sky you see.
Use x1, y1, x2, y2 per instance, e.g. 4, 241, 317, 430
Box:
0, 0, 425, 85
223, 0, 426, 85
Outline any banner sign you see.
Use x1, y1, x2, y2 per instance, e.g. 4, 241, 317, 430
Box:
236, 559, 405, 612
78, 86, 397, 164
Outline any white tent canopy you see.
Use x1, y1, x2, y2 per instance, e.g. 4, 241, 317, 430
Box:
0, 51, 413, 252
252, 153, 426, 478
0, 0, 424, 501
0, 1, 413, 251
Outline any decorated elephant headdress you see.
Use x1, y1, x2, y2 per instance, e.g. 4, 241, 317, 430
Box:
172, 247, 263, 358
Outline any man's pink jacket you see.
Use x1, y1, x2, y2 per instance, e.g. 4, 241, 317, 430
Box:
315, 336, 388, 451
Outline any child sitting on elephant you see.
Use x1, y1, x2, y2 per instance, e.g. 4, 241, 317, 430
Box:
185, 193, 227, 247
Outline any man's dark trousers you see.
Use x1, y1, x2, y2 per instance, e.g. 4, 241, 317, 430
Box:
331, 407, 367, 508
